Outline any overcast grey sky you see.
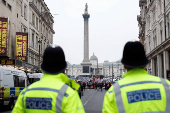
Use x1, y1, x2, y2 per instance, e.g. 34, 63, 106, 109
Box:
45, 0, 140, 64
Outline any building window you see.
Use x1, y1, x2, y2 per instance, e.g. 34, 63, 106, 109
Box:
7, 4, 12, 11
161, 54, 164, 77
24, 28, 26, 33
32, 33, 34, 47
154, 58, 158, 76
32, 58, 34, 65
41, 23, 43, 32
24, 5, 27, 19
39, 21, 41, 32
21, 2, 23, 16
36, 36, 38, 49
154, 36, 157, 48
168, 22, 170, 38
153, 8, 155, 22
36, 17, 38, 29
21, 25, 22, 32
35, 59, 36, 66
1, 0, 6, 6
159, 0, 162, 14
32, 13, 35, 25
160, 30, 163, 43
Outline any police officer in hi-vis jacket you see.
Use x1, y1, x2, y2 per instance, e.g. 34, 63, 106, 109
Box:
12, 45, 85, 113
103, 41, 170, 113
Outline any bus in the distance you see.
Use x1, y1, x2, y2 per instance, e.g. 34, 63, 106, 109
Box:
75, 75, 91, 81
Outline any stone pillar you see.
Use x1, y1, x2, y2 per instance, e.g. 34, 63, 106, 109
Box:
157, 54, 161, 77
81, 3, 92, 75
151, 59, 153, 75
94, 68, 95, 75
164, 51, 168, 79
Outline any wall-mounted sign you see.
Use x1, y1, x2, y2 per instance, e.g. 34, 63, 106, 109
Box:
0, 59, 15, 65
0, 17, 8, 56
15, 32, 28, 62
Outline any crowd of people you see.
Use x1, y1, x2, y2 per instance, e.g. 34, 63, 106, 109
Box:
77, 80, 113, 98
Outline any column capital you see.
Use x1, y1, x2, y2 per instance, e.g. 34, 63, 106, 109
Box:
82, 14, 90, 19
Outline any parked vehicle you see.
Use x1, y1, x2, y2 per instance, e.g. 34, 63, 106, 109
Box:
27, 73, 43, 85
0, 67, 27, 110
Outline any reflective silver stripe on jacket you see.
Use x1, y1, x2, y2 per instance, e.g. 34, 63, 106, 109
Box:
160, 78, 170, 112
22, 84, 69, 113
22, 86, 30, 113
114, 82, 125, 113
56, 84, 68, 113
114, 78, 170, 113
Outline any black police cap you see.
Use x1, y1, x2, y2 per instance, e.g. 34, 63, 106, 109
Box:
41, 44, 67, 74
121, 41, 148, 68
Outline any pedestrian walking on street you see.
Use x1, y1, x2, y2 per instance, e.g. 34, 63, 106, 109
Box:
12, 45, 85, 113
83, 82, 86, 91
81, 82, 84, 96
103, 41, 170, 113
100, 82, 103, 92
78, 81, 82, 99
105, 82, 107, 90
109, 82, 111, 89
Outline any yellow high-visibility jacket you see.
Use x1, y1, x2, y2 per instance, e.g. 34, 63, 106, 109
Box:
12, 73, 85, 113
103, 68, 170, 113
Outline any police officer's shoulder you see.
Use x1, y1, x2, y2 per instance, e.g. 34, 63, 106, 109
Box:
165, 79, 170, 85
65, 84, 79, 95
107, 85, 114, 94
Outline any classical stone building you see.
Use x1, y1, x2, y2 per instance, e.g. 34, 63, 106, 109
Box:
28, 0, 55, 67
138, 0, 170, 79
66, 53, 125, 78
0, 0, 54, 69
0, 0, 30, 59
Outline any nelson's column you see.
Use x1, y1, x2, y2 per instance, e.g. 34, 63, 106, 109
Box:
81, 3, 92, 75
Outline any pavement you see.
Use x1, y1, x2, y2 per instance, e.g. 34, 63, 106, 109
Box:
0, 88, 107, 113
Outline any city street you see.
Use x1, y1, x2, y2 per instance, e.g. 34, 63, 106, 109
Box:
82, 89, 106, 113
0, 89, 107, 113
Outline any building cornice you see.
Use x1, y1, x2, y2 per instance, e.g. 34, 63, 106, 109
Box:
29, 2, 55, 34
146, 37, 170, 58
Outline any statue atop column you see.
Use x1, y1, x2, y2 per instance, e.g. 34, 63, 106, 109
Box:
85, 3, 88, 14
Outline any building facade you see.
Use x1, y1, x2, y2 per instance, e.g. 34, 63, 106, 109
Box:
138, 0, 170, 79
28, 0, 55, 67
0, 0, 54, 69
66, 53, 125, 78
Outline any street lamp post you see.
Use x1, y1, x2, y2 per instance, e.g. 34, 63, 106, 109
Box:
97, 59, 98, 76
112, 62, 114, 82
72, 64, 75, 77
38, 38, 42, 68
72, 65, 73, 77
109, 65, 110, 77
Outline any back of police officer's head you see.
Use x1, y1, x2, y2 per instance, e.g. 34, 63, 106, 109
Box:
121, 41, 148, 70
41, 44, 67, 75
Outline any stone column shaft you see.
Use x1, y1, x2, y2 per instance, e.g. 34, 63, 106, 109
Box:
84, 18, 89, 62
